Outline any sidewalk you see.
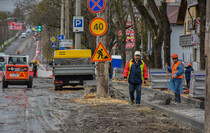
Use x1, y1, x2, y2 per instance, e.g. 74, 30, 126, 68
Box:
113, 81, 204, 131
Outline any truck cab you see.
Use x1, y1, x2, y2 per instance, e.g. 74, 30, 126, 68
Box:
2, 54, 33, 88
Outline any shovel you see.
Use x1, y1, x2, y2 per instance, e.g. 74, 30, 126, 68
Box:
165, 63, 172, 105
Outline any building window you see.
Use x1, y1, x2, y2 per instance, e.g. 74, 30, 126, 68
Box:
193, 48, 197, 62
183, 53, 184, 62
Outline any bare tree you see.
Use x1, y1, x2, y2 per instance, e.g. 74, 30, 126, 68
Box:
128, 0, 141, 52
131, 0, 171, 68
113, 0, 129, 68
197, 0, 206, 70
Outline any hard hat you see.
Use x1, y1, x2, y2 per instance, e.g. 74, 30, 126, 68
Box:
172, 53, 178, 58
17, 51, 20, 54
188, 63, 191, 67
134, 51, 141, 56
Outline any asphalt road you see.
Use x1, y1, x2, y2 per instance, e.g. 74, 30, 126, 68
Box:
4, 34, 37, 61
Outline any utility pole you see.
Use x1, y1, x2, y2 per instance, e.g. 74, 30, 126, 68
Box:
96, 0, 109, 98
60, 0, 65, 35
75, 0, 81, 49
205, 0, 210, 132
65, 0, 69, 39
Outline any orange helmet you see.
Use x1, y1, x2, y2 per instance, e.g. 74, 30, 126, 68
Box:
188, 63, 191, 67
172, 53, 178, 59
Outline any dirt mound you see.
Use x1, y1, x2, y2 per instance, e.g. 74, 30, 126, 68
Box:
70, 93, 129, 105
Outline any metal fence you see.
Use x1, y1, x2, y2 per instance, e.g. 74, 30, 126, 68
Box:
189, 71, 205, 98
84, 80, 114, 96
113, 68, 124, 81
150, 69, 171, 89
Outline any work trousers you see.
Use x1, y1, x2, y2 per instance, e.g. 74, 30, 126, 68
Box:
129, 84, 142, 104
186, 79, 190, 89
175, 93, 181, 103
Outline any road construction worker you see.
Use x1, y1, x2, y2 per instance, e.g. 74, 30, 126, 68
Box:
33, 61, 38, 77
123, 51, 148, 105
185, 62, 194, 90
167, 53, 184, 103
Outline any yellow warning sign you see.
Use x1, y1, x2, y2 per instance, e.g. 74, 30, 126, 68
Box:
91, 42, 112, 62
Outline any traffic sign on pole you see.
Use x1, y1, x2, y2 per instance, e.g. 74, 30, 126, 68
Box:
87, 0, 105, 14
91, 42, 111, 62
58, 35, 65, 41
51, 43, 57, 48
89, 17, 107, 36
50, 36, 56, 42
73, 16, 84, 32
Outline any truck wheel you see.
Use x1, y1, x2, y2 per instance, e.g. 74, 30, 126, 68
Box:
55, 86, 59, 91
27, 76, 33, 88
2, 76, 8, 88
59, 86, 63, 91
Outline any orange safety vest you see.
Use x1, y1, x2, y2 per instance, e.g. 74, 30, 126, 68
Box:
171, 61, 183, 79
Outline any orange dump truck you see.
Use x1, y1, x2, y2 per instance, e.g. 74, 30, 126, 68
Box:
2, 54, 33, 88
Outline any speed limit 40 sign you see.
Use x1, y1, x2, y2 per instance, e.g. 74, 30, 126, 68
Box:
89, 17, 107, 36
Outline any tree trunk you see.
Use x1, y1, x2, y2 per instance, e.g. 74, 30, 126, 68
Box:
114, 0, 128, 68
153, 28, 164, 68
205, 0, 210, 132
161, 1, 171, 66
197, 0, 206, 70
141, 20, 149, 65
128, 0, 140, 52
96, 0, 109, 98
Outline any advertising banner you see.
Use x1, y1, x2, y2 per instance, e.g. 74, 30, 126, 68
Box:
8, 22, 24, 30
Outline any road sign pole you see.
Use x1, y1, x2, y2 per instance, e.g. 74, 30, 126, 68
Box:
96, 13, 100, 46
75, 0, 81, 49
60, 0, 65, 49
65, 0, 70, 39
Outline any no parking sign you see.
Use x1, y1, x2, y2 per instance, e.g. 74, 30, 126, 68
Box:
87, 0, 105, 14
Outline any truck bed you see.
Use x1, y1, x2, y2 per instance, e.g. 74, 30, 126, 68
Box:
53, 65, 95, 76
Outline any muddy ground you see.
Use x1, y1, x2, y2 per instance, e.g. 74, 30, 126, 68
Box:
0, 78, 201, 133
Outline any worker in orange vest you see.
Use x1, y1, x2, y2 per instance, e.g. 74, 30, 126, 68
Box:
167, 53, 184, 104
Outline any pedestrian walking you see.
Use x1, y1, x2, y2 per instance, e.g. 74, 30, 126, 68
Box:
185, 63, 194, 90
33, 61, 38, 78
123, 51, 148, 105
167, 53, 184, 104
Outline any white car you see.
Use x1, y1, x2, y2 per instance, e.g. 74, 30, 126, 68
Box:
21, 33, 26, 38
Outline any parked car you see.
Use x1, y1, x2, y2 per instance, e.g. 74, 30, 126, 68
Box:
21, 33, 26, 38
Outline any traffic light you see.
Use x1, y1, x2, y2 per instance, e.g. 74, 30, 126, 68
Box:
38, 25, 41, 32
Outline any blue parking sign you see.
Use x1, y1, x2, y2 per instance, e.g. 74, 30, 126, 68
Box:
74, 19, 82, 27
73, 16, 84, 32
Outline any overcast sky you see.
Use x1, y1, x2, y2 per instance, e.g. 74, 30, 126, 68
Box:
0, 0, 17, 12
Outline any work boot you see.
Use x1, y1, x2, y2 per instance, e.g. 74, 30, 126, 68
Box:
130, 101, 135, 105
135, 104, 141, 107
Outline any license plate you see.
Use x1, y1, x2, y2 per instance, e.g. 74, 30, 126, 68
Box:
69, 81, 79, 83
10, 73, 19, 77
